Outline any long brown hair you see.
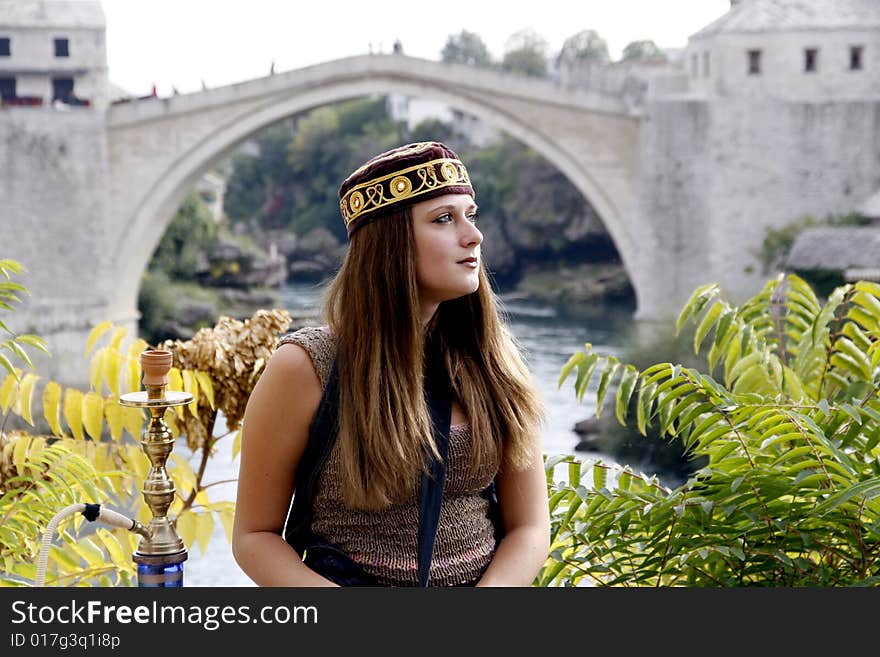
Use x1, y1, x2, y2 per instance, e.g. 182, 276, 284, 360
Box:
324, 207, 544, 510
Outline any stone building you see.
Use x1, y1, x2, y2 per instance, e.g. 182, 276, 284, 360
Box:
685, 0, 879, 100
0, 0, 108, 108
635, 0, 880, 314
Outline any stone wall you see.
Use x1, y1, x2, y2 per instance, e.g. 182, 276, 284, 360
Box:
639, 95, 880, 318
0, 107, 118, 387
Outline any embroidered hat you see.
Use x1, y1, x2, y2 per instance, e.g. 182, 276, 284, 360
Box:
339, 141, 475, 238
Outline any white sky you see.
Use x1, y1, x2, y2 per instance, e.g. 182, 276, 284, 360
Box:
101, 0, 732, 96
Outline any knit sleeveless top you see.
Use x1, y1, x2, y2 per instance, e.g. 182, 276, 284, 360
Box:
276, 326, 500, 586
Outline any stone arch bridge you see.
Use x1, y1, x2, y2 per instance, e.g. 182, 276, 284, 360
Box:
4, 54, 677, 386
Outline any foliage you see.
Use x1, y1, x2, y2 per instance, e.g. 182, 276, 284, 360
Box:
584, 320, 708, 487
0, 432, 139, 587
407, 117, 459, 146
288, 98, 400, 241
557, 29, 610, 66
147, 192, 217, 281
0, 259, 49, 381
224, 123, 295, 227
539, 274, 880, 586
758, 212, 870, 276
1, 259, 292, 586
502, 29, 549, 78
441, 30, 493, 67
137, 270, 179, 345
224, 98, 404, 242
621, 40, 667, 63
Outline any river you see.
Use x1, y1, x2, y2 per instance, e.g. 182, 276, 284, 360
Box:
182, 282, 642, 586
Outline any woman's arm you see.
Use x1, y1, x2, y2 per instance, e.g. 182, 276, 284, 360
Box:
231, 343, 339, 586
476, 439, 551, 587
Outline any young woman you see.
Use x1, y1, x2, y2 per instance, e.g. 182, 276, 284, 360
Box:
232, 141, 550, 586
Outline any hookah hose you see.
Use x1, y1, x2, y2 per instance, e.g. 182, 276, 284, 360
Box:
35, 503, 148, 587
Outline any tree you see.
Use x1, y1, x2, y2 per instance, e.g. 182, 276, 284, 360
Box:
557, 29, 610, 66
540, 273, 880, 586
621, 39, 667, 63
148, 192, 217, 281
502, 29, 549, 78
441, 30, 492, 67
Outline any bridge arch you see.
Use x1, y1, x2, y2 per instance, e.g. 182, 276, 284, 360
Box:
107, 58, 641, 323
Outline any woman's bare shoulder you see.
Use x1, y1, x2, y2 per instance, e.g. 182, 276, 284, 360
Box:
276, 325, 335, 388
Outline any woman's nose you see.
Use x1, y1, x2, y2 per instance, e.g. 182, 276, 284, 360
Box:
462, 219, 482, 246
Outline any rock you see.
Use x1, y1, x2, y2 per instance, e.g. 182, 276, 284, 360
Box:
176, 299, 218, 327
297, 227, 339, 256
574, 416, 602, 436
574, 437, 601, 452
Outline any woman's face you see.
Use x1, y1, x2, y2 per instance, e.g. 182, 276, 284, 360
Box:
410, 193, 483, 313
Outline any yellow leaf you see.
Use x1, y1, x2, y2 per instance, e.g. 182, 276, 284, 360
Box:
169, 453, 198, 495
175, 510, 197, 549
218, 507, 234, 543
105, 349, 122, 398
125, 338, 149, 393
18, 373, 38, 426
195, 512, 214, 556
69, 537, 105, 567
50, 544, 81, 573
109, 325, 128, 353
136, 501, 151, 526
164, 408, 180, 437
232, 429, 243, 460
123, 406, 144, 440
12, 433, 30, 470
89, 347, 106, 393
82, 391, 104, 441
194, 371, 215, 409
167, 367, 184, 418
63, 388, 84, 440
104, 396, 124, 441
96, 528, 126, 565
125, 444, 150, 481
29, 435, 46, 457
42, 380, 63, 436
92, 442, 109, 473
195, 489, 211, 509
0, 370, 20, 413
85, 321, 113, 357
182, 369, 198, 415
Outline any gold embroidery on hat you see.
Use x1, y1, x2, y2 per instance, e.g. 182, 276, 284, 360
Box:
341, 157, 472, 227
390, 175, 412, 198
349, 190, 364, 213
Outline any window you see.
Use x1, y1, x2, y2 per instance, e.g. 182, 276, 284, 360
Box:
850, 45, 864, 71
54, 38, 69, 57
691, 54, 698, 78
804, 48, 818, 73
747, 49, 762, 75
703, 51, 711, 77
0, 38, 9, 57
0, 77, 16, 100
52, 78, 74, 103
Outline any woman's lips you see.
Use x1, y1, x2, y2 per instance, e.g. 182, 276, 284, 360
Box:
457, 257, 478, 268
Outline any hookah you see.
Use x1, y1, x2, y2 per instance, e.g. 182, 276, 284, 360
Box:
35, 348, 194, 587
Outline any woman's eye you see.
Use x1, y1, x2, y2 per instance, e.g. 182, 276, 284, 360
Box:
467, 210, 479, 223
432, 213, 453, 224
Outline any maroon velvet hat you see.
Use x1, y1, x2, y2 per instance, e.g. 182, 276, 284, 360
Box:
339, 141, 475, 238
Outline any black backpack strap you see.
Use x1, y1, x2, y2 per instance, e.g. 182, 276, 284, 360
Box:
283, 358, 340, 553
417, 342, 453, 587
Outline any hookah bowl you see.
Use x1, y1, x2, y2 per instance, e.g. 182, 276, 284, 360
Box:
119, 349, 193, 587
